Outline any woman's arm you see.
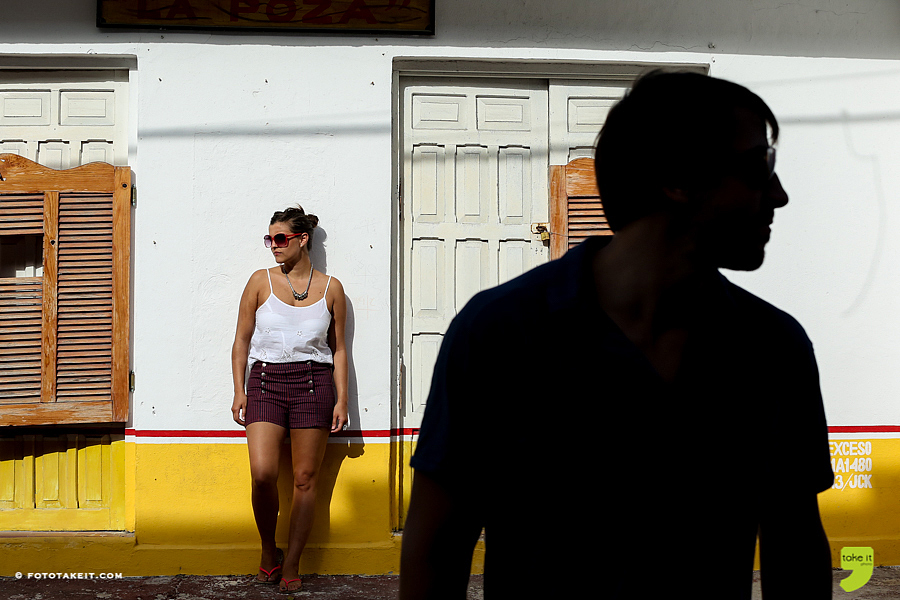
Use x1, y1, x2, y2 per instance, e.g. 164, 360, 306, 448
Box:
231, 270, 264, 426
327, 277, 349, 432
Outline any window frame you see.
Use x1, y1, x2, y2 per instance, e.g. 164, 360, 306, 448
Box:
0, 153, 131, 426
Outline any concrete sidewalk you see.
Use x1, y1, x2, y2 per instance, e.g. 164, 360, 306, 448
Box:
0, 573, 482, 600
3, 569, 900, 599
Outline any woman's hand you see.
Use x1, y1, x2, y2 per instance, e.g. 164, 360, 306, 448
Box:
232, 390, 248, 426
331, 401, 348, 433
326, 277, 350, 435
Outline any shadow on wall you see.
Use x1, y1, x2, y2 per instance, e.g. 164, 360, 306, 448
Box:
310, 224, 362, 431
275, 439, 367, 568
269, 225, 366, 570
310, 225, 328, 276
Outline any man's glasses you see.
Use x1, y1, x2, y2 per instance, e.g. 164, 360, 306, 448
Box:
263, 232, 305, 248
727, 146, 776, 189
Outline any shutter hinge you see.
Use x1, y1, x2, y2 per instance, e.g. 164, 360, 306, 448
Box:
129, 371, 136, 392
131, 185, 137, 208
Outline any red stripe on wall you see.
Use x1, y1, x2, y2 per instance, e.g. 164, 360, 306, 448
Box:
124, 426, 894, 438
828, 426, 900, 433
124, 428, 420, 438
125, 429, 245, 438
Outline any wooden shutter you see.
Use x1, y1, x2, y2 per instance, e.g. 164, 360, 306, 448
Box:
0, 154, 130, 426
549, 157, 612, 259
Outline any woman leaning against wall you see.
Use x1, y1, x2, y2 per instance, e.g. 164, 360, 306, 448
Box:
230, 205, 349, 593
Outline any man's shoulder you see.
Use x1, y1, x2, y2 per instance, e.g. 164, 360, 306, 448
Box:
722, 276, 812, 348
454, 243, 589, 331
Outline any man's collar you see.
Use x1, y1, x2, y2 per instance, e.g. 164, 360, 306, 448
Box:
546, 235, 736, 315
546, 236, 613, 313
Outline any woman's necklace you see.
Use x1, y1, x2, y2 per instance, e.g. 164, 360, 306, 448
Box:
283, 264, 314, 301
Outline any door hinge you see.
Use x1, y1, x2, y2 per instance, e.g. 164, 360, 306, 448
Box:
131, 185, 137, 208
398, 356, 405, 417
129, 371, 136, 392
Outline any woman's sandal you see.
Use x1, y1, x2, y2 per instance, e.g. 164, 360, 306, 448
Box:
256, 548, 284, 584
279, 577, 302, 593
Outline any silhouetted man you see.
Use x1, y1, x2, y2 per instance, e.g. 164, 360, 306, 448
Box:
400, 71, 834, 599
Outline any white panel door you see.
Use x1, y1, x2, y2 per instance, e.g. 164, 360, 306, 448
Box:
400, 77, 633, 430
401, 78, 550, 428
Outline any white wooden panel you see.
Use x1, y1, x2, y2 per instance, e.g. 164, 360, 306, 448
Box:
81, 141, 114, 165
498, 146, 530, 224
411, 239, 445, 321
549, 81, 628, 166
410, 334, 442, 414
477, 96, 531, 131
411, 145, 444, 223
0, 92, 51, 126
455, 145, 491, 223
412, 94, 467, 130
455, 239, 493, 312
0, 140, 27, 157
499, 239, 530, 285
568, 147, 596, 163
37, 141, 70, 170
60, 91, 115, 126
0, 73, 127, 166
401, 78, 552, 432
567, 97, 615, 133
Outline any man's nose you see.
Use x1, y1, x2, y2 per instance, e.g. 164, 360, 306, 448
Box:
767, 173, 789, 209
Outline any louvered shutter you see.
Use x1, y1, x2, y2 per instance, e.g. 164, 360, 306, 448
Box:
0, 154, 130, 426
0, 194, 45, 402
549, 157, 612, 259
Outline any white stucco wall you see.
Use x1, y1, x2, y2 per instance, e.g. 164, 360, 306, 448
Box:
0, 0, 898, 431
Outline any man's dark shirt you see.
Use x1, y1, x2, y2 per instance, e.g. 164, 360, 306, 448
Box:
411, 236, 833, 598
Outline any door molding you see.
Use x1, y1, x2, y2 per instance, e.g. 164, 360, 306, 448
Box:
393, 57, 709, 81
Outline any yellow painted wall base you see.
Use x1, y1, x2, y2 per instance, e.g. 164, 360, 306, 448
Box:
7, 434, 896, 575
0, 439, 486, 576
820, 438, 900, 566
753, 437, 900, 569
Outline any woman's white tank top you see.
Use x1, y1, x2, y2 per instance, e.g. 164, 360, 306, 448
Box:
248, 269, 334, 367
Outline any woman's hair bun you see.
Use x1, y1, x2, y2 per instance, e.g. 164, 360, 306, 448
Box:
270, 205, 319, 240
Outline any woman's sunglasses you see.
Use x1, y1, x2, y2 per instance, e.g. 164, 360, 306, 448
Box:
263, 232, 305, 248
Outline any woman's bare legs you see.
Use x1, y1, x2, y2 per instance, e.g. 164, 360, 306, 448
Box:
246, 421, 286, 580
280, 427, 330, 590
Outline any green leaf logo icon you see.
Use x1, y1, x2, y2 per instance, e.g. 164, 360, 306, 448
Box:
839, 546, 874, 592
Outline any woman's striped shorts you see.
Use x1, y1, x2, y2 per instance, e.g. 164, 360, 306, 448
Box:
245, 360, 335, 429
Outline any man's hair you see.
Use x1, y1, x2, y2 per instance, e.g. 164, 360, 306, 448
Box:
595, 70, 779, 232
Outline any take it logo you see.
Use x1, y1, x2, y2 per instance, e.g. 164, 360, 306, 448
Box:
840, 547, 874, 592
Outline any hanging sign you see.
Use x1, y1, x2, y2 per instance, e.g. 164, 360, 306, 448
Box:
97, 0, 435, 35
